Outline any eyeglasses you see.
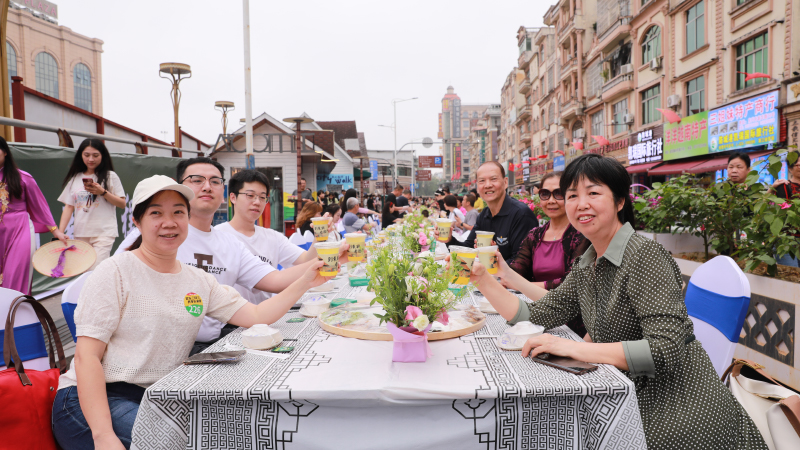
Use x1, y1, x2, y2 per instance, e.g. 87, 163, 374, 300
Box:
539, 188, 564, 201
236, 192, 269, 203
181, 175, 225, 188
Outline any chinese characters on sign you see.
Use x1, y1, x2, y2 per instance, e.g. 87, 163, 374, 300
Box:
418, 156, 443, 168
708, 90, 778, 153
438, 113, 443, 139
664, 111, 708, 161
521, 149, 530, 183
416, 170, 432, 181
628, 128, 663, 165
454, 144, 462, 175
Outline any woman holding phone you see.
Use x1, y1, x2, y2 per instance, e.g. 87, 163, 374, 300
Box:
58, 139, 125, 268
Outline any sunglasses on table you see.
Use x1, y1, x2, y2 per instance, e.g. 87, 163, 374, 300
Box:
539, 189, 564, 201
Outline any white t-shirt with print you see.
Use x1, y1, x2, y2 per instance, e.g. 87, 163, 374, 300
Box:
116, 224, 274, 342
57, 251, 248, 389
215, 222, 305, 304
58, 172, 125, 237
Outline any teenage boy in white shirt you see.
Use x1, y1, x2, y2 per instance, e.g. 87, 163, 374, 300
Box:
216, 169, 339, 304
116, 158, 349, 353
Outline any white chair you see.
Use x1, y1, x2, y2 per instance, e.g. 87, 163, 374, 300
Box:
289, 232, 311, 250
61, 272, 92, 343
684, 255, 751, 377
302, 230, 315, 244
0, 287, 50, 371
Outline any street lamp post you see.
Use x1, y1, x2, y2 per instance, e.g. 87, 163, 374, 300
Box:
159, 62, 192, 157
214, 101, 235, 135
380, 97, 418, 187
283, 116, 314, 223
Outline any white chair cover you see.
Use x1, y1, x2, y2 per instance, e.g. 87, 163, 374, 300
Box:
288, 232, 307, 246
61, 271, 92, 342
685, 255, 750, 377
0, 287, 50, 371
303, 230, 315, 243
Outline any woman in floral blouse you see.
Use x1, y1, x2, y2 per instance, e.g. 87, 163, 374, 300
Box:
472, 154, 766, 449
506, 171, 588, 336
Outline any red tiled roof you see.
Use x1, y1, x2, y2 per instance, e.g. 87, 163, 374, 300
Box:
316, 121, 358, 150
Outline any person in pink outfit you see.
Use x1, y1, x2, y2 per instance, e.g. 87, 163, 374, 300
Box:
0, 137, 68, 294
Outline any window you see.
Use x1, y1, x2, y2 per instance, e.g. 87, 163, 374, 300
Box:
557, 131, 565, 151
572, 120, 584, 140
591, 110, 604, 137
548, 103, 555, 124
642, 26, 661, 63
548, 136, 555, 156
612, 99, 628, 135
686, 76, 704, 115
547, 66, 554, 91
686, 1, 705, 54
736, 33, 768, 90
6, 42, 15, 105
35, 52, 59, 99
586, 61, 603, 98
73, 63, 92, 112
642, 85, 661, 125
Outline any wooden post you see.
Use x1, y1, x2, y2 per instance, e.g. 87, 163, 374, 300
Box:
11, 76, 25, 142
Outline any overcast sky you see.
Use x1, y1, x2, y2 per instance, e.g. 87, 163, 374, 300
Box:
58, 0, 550, 159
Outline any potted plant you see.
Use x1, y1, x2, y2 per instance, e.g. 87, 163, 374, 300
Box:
365, 233, 465, 362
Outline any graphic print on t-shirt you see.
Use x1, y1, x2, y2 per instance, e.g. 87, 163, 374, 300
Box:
495, 236, 508, 247
75, 190, 97, 212
184, 292, 203, 317
191, 253, 228, 275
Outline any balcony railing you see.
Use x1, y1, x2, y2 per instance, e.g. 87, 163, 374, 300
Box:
597, 1, 631, 43
519, 79, 532, 94
602, 73, 633, 92
520, 132, 532, 143
561, 98, 575, 111
518, 51, 533, 69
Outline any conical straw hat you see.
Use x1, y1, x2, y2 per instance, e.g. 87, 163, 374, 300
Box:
32, 239, 96, 278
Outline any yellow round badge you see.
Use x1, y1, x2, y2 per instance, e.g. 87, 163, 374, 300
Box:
184, 293, 203, 317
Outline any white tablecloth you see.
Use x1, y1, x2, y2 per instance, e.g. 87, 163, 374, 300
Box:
132, 284, 646, 450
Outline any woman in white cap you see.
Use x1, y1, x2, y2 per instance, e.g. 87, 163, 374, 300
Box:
51, 175, 329, 450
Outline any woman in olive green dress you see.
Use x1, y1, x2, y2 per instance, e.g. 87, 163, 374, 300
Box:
472, 154, 766, 449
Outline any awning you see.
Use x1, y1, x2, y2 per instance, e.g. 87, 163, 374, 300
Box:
648, 159, 705, 176
686, 150, 774, 174
685, 156, 729, 174
353, 168, 371, 178
626, 161, 661, 174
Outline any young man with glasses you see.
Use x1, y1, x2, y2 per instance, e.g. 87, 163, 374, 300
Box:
216, 170, 336, 302
116, 158, 348, 353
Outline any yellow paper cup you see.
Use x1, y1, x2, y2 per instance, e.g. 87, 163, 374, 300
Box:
344, 233, 367, 262
311, 217, 330, 242
436, 218, 454, 242
475, 231, 495, 248
477, 245, 499, 275
450, 246, 478, 285
315, 241, 340, 276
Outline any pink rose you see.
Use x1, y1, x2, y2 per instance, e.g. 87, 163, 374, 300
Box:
405, 305, 423, 321
781, 202, 791, 210
700, 225, 706, 231
435, 309, 450, 326
537, 215, 542, 220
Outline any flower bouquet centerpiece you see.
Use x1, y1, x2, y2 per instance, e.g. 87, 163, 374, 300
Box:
399, 213, 434, 257
512, 193, 549, 223
365, 241, 465, 362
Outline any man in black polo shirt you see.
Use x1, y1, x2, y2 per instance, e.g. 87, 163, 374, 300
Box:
459, 161, 538, 262
393, 185, 409, 218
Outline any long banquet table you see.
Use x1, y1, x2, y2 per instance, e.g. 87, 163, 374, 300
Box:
132, 279, 647, 450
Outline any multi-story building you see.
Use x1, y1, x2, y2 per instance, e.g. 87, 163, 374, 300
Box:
6, 1, 104, 114
499, 68, 523, 186
438, 85, 487, 189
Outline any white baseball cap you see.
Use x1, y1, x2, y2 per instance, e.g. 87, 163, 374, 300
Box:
131, 175, 195, 208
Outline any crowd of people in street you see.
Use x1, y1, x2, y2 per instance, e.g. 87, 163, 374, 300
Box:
4, 134, 800, 448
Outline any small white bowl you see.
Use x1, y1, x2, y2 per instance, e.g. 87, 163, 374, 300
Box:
300, 296, 332, 317
241, 324, 283, 350
497, 321, 544, 350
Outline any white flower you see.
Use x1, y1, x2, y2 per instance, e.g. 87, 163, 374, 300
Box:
412, 314, 430, 331
405, 276, 427, 296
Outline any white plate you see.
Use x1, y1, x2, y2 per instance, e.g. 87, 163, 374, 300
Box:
309, 282, 334, 293
478, 300, 498, 314
495, 335, 524, 351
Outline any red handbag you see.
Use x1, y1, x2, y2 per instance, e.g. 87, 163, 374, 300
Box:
0, 295, 67, 450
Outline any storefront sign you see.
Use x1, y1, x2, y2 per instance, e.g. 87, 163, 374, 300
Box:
454, 144, 462, 175
14, 0, 58, 19
553, 156, 565, 171
708, 90, 778, 153
628, 127, 663, 165
438, 113, 443, 139
587, 139, 628, 155
317, 173, 353, 191
419, 156, 443, 168
664, 111, 708, 161
521, 149, 530, 183
370, 160, 378, 180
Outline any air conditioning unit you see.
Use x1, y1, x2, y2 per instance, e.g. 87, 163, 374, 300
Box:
576, 106, 584, 115
574, 129, 586, 138
649, 57, 662, 71
623, 114, 635, 124
620, 64, 633, 75
667, 94, 682, 108
562, 138, 570, 145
